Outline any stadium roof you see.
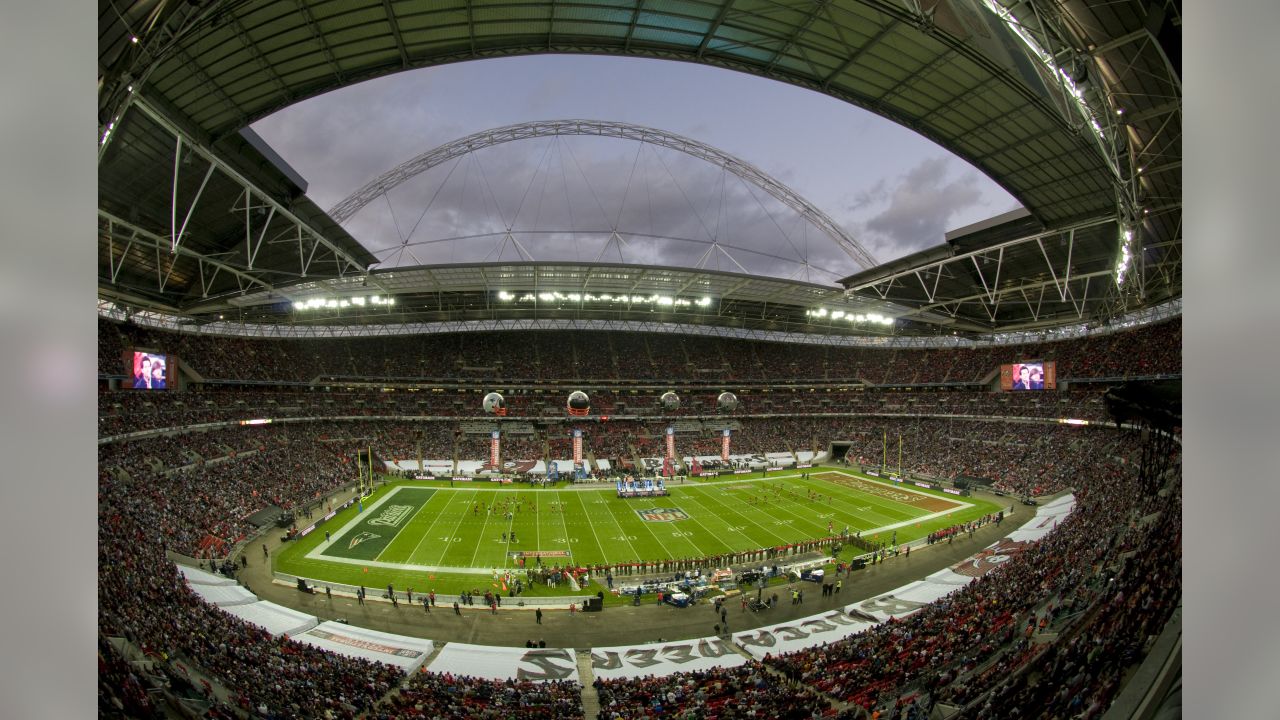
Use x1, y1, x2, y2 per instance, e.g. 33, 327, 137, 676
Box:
98, 0, 1180, 337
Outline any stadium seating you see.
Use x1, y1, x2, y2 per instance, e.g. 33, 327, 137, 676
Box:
96, 320, 1181, 719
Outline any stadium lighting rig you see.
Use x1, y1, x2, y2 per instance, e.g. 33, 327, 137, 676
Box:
497, 291, 713, 308
1115, 227, 1135, 287
805, 308, 895, 326
292, 295, 397, 311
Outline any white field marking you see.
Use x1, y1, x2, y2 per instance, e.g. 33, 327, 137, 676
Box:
568, 490, 610, 565
609, 496, 679, 561
667, 489, 771, 548
308, 486, 424, 559
467, 490, 499, 567
552, 491, 578, 562
587, 491, 644, 562
651, 493, 739, 557
370, 488, 461, 563
786, 477, 907, 527
401, 489, 477, 566
676, 488, 794, 546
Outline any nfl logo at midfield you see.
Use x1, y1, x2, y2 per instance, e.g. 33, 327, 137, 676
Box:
638, 507, 689, 522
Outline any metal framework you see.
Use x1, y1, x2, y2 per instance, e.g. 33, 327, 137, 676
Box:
844, 216, 1121, 330
327, 119, 880, 271
100, 297, 1179, 350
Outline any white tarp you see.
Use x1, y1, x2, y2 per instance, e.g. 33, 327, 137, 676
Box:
795, 451, 816, 463
595, 459, 612, 472
1006, 495, 1076, 543
589, 636, 745, 679
734, 609, 877, 659
295, 622, 433, 673
177, 565, 237, 586
455, 460, 485, 475
427, 643, 579, 683
189, 582, 258, 607
221, 601, 318, 638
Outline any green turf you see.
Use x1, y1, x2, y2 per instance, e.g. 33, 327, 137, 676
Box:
273, 467, 1003, 603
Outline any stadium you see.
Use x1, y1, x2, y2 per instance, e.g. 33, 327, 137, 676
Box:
97, 2, 1181, 719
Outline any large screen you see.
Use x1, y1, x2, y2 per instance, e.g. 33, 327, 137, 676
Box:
129, 351, 169, 390
1000, 360, 1056, 391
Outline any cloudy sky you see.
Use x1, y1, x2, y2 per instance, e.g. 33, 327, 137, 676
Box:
253, 54, 1021, 285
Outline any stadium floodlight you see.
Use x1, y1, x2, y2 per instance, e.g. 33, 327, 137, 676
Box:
1115, 228, 1135, 287
568, 293, 581, 302
497, 291, 513, 301
351, 297, 365, 306
698, 297, 712, 306
831, 310, 845, 319
657, 296, 674, 306
538, 292, 554, 302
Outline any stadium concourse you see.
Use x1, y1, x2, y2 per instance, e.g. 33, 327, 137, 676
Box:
98, 320, 1180, 719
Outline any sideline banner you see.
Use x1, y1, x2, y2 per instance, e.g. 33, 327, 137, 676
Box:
733, 610, 876, 659
297, 621, 433, 673
221, 601, 318, 638
427, 643, 580, 683
589, 636, 744, 679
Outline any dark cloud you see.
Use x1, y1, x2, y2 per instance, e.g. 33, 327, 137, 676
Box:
334, 135, 861, 282
854, 156, 988, 258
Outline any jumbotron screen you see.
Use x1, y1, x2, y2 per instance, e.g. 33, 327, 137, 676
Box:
129, 351, 169, 390
1000, 361, 1056, 391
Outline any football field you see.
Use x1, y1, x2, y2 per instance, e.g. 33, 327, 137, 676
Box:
276, 469, 1002, 595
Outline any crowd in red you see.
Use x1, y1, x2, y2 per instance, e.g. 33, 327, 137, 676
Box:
96, 321, 1180, 719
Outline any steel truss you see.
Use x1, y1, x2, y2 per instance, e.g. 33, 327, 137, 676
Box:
983, 0, 1183, 317
99, 97, 373, 302
845, 216, 1127, 329
326, 119, 879, 271
99, 300, 1178, 350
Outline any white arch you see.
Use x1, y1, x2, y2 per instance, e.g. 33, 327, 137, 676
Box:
328, 119, 878, 271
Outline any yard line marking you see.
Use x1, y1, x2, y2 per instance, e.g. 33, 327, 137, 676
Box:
371, 489, 445, 563
605, 496, 679, 561
569, 491, 610, 565
676, 488, 791, 546
467, 490, 498, 567
405, 490, 476, 566
587, 493, 644, 562
667, 489, 766, 547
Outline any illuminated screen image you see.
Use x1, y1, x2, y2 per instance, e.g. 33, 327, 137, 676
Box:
1000, 361, 1056, 391
131, 352, 168, 390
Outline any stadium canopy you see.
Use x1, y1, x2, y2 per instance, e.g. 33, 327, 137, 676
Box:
98, 0, 1179, 338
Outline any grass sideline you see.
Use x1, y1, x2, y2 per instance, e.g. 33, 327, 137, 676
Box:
273, 467, 1002, 606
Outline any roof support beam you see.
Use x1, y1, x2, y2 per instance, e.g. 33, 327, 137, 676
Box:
101, 210, 277, 298
381, 0, 410, 67
132, 95, 369, 277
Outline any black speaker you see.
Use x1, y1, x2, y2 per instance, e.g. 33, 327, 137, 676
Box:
583, 597, 603, 612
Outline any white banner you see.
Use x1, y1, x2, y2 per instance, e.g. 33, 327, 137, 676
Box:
221, 601, 318, 638
177, 564, 237, 586
733, 609, 877, 659
428, 643, 580, 683
1006, 495, 1076, 542
296, 621, 433, 673
189, 582, 258, 607
589, 636, 745, 679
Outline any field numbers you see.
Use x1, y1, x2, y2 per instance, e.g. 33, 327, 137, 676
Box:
612, 535, 637, 542
437, 536, 461, 543
671, 531, 692, 538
